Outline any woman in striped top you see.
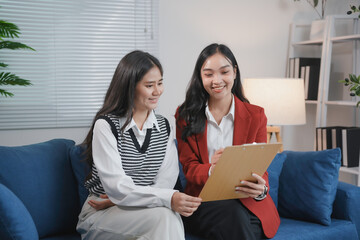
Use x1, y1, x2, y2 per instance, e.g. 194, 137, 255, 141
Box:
76, 50, 201, 240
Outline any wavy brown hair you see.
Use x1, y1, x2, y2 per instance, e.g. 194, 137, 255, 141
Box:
83, 50, 163, 169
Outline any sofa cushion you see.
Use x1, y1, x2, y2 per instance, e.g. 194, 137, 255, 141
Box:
267, 152, 286, 208
175, 160, 187, 192
0, 139, 80, 238
332, 181, 360, 238
0, 183, 39, 240
278, 148, 341, 226
69, 145, 90, 208
272, 217, 358, 240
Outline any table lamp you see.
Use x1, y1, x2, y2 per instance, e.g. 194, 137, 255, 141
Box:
242, 78, 306, 152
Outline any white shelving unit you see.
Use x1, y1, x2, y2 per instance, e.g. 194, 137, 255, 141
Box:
287, 15, 360, 186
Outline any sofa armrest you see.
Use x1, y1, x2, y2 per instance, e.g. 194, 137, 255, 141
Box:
332, 181, 360, 237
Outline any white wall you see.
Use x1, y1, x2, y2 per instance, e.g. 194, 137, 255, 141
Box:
157, 0, 358, 151
0, 0, 358, 148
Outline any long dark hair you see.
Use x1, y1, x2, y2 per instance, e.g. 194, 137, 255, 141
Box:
83, 50, 163, 168
177, 43, 248, 141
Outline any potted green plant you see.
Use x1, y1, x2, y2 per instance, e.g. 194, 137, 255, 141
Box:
339, 74, 360, 107
347, 5, 360, 18
294, 0, 327, 19
294, 0, 328, 40
0, 17, 35, 97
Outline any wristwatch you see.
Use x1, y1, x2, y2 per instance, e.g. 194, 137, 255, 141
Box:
255, 185, 268, 201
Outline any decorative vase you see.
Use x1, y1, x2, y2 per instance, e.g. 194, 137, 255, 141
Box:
309, 19, 326, 41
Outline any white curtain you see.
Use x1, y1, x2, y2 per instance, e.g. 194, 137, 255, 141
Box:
0, 0, 158, 129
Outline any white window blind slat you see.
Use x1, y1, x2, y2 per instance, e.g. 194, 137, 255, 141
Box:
0, 0, 159, 130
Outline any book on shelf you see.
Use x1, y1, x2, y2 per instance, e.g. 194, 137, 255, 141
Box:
316, 126, 337, 151
294, 57, 321, 79
342, 127, 360, 168
322, 127, 334, 150
316, 127, 322, 151
288, 58, 295, 78
301, 66, 308, 99
288, 57, 321, 100
331, 126, 349, 165
316, 126, 360, 167
306, 65, 320, 100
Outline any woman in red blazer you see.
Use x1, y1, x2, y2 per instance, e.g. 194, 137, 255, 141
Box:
175, 43, 280, 240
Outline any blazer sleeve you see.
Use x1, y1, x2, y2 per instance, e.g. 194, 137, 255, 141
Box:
175, 111, 211, 191
256, 108, 270, 190
255, 107, 267, 143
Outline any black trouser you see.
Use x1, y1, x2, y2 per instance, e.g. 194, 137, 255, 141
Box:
182, 199, 264, 240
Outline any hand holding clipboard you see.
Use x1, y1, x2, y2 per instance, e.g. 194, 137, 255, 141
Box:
199, 143, 282, 202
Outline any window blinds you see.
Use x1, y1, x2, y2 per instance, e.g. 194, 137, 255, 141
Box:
0, 0, 158, 130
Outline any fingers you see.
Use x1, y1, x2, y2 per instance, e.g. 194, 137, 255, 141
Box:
88, 200, 102, 210
251, 173, 266, 185
179, 194, 202, 209
179, 201, 200, 217
88, 199, 114, 210
211, 148, 224, 165
214, 148, 224, 154
171, 192, 202, 217
99, 194, 109, 199
235, 186, 262, 198
235, 173, 266, 198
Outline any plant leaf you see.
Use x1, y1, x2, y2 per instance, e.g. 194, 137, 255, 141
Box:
0, 41, 35, 51
313, 0, 319, 7
0, 72, 32, 86
0, 88, 14, 97
0, 20, 20, 39
349, 74, 358, 83
350, 85, 357, 91
357, 101, 360, 108
356, 88, 360, 96
0, 62, 8, 67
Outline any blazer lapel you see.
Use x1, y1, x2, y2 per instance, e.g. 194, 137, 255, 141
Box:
196, 98, 250, 161
233, 97, 252, 145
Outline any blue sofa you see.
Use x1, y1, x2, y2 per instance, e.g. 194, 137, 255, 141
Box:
0, 138, 359, 240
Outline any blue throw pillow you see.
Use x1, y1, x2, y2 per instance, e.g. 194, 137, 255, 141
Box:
0, 139, 79, 238
267, 152, 287, 208
69, 144, 90, 208
0, 183, 38, 240
278, 148, 341, 226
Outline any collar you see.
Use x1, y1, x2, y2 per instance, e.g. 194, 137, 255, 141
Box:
123, 110, 160, 132
205, 95, 235, 122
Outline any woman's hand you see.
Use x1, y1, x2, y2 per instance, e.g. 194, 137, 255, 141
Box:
235, 173, 267, 199
171, 192, 202, 217
210, 148, 224, 174
88, 194, 115, 210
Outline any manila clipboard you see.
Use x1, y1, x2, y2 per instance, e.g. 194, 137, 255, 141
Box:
199, 143, 282, 202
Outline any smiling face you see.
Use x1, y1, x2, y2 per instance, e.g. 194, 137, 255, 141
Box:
133, 66, 163, 113
201, 52, 236, 102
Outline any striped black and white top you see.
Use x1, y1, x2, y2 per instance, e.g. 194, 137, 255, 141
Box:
85, 113, 170, 196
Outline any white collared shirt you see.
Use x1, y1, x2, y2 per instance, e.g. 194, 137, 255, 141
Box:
206, 95, 235, 163
122, 110, 160, 146
206, 98, 267, 200
92, 110, 178, 208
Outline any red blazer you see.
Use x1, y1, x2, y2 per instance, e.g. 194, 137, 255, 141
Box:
175, 96, 280, 238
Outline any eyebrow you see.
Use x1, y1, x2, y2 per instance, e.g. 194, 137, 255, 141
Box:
202, 65, 231, 71
144, 78, 163, 83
